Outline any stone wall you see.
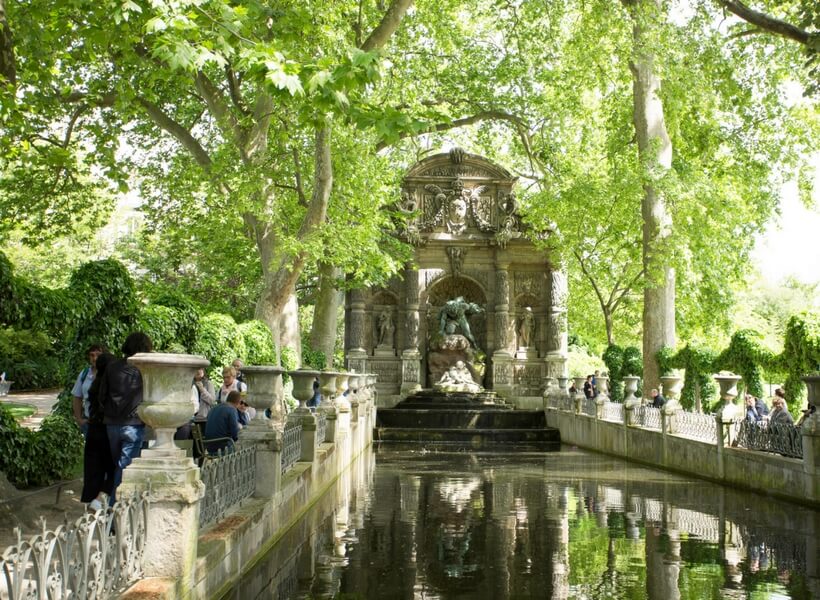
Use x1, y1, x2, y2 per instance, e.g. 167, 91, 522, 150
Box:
545, 406, 820, 508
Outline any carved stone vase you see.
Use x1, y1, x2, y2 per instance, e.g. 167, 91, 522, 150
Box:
660, 374, 683, 413
319, 371, 337, 409
290, 369, 320, 414
129, 352, 210, 454
241, 365, 285, 430
715, 372, 743, 422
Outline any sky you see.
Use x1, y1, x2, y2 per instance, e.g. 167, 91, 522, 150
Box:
752, 177, 820, 287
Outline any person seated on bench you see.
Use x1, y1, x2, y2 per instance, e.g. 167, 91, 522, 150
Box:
204, 390, 241, 454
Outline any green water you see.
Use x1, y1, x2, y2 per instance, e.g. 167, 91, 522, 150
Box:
230, 447, 818, 599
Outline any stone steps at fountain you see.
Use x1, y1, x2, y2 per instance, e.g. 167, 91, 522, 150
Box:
374, 389, 560, 450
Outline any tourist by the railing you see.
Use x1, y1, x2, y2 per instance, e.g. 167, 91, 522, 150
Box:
650, 389, 665, 409
238, 395, 255, 427
744, 394, 761, 423
583, 375, 594, 399
591, 370, 600, 394
755, 395, 770, 418
102, 331, 153, 502
568, 381, 577, 395
767, 389, 794, 426
307, 378, 321, 411
71, 343, 105, 436
232, 358, 246, 385
204, 389, 242, 453
795, 402, 815, 428
82, 351, 116, 511
216, 366, 247, 403
193, 367, 216, 419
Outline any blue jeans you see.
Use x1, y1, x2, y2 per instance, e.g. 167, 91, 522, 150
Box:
106, 424, 145, 503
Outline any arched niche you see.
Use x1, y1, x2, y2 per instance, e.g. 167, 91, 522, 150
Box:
423, 275, 488, 351
370, 290, 399, 355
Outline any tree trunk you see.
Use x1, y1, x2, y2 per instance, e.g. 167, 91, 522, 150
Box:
279, 289, 302, 368
0, 0, 16, 87
310, 262, 342, 368
604, 311, 614, 346
626, 0, 676, 393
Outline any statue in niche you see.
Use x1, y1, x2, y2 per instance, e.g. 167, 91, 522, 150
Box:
377, 309, 394, 348
518, 307, 535, 348
438, 296, 483, 349
434, 360, 482, 393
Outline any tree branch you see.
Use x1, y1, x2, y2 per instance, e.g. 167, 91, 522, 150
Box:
194, 70, 248, 156
718, 0, 812, 46
136, 96, 213, 171
360, 0, 415, 51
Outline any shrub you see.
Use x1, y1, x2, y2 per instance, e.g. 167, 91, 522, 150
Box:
239, 320, 276, 364
136, 304, 180, 352
0, 404, 82, 488
0, 327, 66, 390
193, 313, 246, 379
149, 289, 201, 350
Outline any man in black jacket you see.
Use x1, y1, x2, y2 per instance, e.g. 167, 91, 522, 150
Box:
650, 389, 666, 409
103, 332, 152, 501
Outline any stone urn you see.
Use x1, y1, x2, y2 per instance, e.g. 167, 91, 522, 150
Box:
241, 365, 285, 429
714, 372, 743, 421
660, 374, 683, 412
290, 369, 320, 414
802, 374, 820, 408
595, 375, 609, 400
129, 352, 209, 454
623, 375, 642, 425
335, 372, 351, 412
318, 371, 337, 410
556, 376, 569, 395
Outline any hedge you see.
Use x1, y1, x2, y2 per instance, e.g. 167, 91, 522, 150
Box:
193, 313, 247, 380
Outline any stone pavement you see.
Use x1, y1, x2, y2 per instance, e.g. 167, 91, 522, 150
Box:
0, 388, 61, 430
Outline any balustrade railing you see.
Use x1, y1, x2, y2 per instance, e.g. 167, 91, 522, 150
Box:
315, 412, 327, 445
601, 401, 624, 423
736, 420, 803, 459
580, 397, 597, 417
673, 410, 718, 444
636, 405, 662, 430
282, 421, 303, 475
1, 490, 149, 600
199, 445, 257, 528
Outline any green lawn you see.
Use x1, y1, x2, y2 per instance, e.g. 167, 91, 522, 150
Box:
1, 402, 37, 421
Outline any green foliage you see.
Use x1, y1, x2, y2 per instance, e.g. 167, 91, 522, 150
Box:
567, 346, 606, 379
149, 289, 201, 350
658, 345, 719, 411
602, 344, 643, 402
0, 404, 83, 488
239, 320, 276, 365
301, 347, 327, 371
192, 313, 247, 380
0, 327, 66, 389
781, 312, 820, 403
715, 330, 776, 398
136, 304, 179, 352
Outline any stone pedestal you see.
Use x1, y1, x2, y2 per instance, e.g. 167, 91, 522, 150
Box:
319, 371, 338, 443
715, 373, 743, 429
400, 349, 422, 395
288, 369, 320, 462
239, 366, 285, 497
492, 351, 514, 397
119, 353, 209, 591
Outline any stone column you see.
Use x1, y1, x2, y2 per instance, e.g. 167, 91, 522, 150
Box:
401, 264, 422, 395
492, 262, 514, 395
715, 373, 742, 448
801, 376, 820, 505
118, 353, 208, 593
288, 369, 320, 462
347, 288, 368, 373
240, 365, 285, 497
544, 268, 569, 382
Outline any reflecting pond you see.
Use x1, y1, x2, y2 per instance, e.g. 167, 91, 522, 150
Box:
226, 447, 818, 599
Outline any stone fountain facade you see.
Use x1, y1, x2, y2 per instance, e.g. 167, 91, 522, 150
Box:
344, 149, 568, 406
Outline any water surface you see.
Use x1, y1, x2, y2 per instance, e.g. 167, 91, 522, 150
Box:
229, 447, 817, 599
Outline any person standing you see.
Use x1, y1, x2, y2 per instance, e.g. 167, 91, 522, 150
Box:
102, 332, 152, 502
232, 359, 246, 385
216, 366, 247, 403
193, 368, 216, 419
81, 352, 116, 510
768, 389, 794, 426
71, 344, 105, 435
583, 375, 594, 399
744, 394, 760, 423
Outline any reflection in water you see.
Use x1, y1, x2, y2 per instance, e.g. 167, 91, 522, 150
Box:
230, 448, 818, 600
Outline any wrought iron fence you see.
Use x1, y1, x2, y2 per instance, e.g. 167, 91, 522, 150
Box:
199, 445, 257, 528
315, 412, 327, 445
580, 397, 597, 417
1, 489, 149, 600
673, 410, 718, 444
736, 419, 803, 459
601, 401, 624, 423
636, 406, 662, 430
282, 421, 302, 475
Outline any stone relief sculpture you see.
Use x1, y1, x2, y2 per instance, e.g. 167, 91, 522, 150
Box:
434, 361, 482, 393
438, 296, 483, 349
422, 178, 487, 234
446, 246, 465, 277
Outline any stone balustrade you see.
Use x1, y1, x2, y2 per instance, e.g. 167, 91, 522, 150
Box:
544, 374, 820, 508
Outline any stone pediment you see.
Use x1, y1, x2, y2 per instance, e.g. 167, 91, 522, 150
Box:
397, 149, 524, 246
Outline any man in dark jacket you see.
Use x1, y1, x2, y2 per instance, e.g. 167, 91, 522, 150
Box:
204, 390, 242, 454
102, 332, 152, 501
650, 389, 666, 409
